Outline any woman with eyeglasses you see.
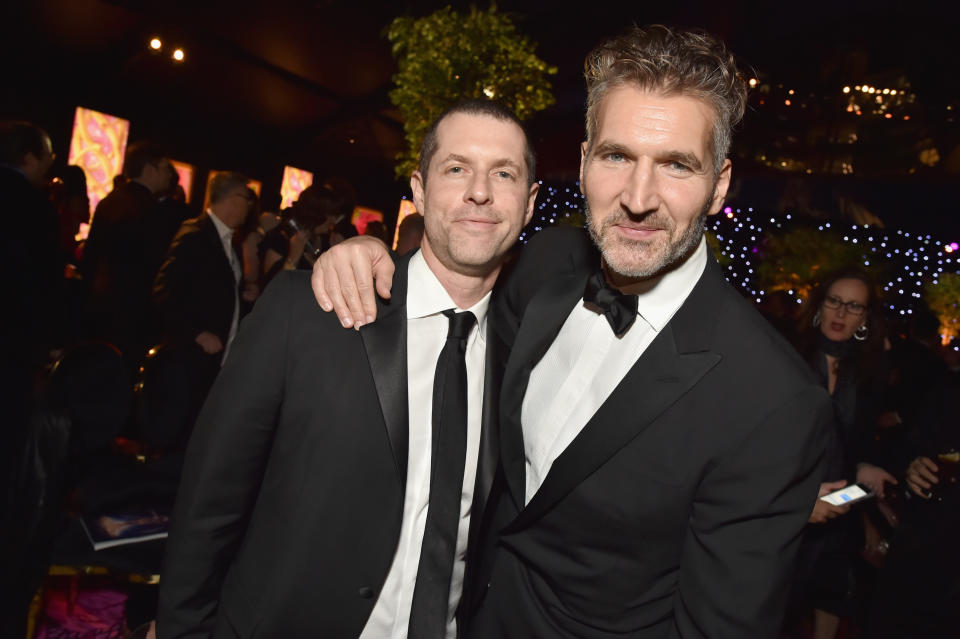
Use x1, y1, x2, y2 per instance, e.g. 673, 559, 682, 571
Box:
788, 266, 898, 639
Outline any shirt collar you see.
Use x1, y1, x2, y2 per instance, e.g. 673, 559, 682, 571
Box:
631, 236, 708, 332
406, 250, 491, 341
207, 209, 233, 242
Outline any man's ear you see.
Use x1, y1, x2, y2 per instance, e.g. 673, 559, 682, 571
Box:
410, 171, 425, 213
707, 159, 732, 216
524, 181, 539, 226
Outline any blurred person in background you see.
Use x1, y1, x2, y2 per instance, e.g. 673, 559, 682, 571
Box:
50, 164, 90, 267
791, 266, 898, 639
363, 219, 390, 245
865, 338, 959, 638
81, 141, 176, 366
0, 119, 60, 639
321, 176, 358, 247
152, 171, 253, 449
395, 212, 425, 257
260, 185, 332, 283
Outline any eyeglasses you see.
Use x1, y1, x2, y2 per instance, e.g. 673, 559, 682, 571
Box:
823, 295, 866, 316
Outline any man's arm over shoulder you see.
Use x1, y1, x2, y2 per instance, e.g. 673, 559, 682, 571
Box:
156, 273, 295, 639
671, 384, 831, 639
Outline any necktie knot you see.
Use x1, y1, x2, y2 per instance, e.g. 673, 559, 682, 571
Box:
583, 270, 638, 337
443, 309, 476, 342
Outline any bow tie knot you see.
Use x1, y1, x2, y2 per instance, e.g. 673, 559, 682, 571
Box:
583, 270, 638, 337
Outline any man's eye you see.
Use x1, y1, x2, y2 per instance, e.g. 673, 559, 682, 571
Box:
496, 170, 515, 179
669, 161, 691, 172
604, 152, 625, 162
448, 166, 463, 174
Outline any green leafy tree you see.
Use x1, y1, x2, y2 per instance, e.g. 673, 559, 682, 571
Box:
387, 4, 557, 178
757, 228, 867, 300
924, 272, 960, 342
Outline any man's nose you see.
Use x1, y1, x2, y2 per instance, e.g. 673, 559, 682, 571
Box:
465, 173, 492, 205
620, 161, 661, 214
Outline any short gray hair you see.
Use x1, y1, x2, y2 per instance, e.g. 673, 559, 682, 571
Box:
584, 24, 747, 175
208, 171, 250, 204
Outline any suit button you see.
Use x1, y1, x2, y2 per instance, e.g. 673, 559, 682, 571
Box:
358, 586, 375, 599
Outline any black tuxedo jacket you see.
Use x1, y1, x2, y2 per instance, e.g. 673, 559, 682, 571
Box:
157, 254, 507, 638
468, 228, 832, 638
153, 212, 241, 349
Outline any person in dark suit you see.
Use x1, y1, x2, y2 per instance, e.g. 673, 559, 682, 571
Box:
311, 25, 832, 638
81, 141, 176, 363
151, 171, 252, 449
0, 120, 60, 639
156, 101, 538, 638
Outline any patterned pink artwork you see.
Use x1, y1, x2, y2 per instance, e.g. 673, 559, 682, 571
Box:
280, 166, 314, 209
67, 107, 130, 211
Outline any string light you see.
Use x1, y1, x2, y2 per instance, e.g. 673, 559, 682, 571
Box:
520, 180, 960, 337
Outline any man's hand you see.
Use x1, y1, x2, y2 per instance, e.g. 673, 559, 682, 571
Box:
311, 235, 396, 328
810, 480, 851, 524
195, 331, 224, 355
905, 456, 939, 498
856, 463, 898, 497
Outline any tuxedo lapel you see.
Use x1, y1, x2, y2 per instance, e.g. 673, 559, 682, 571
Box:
499, 264, 590, 511
471, 309, 510, 527
502, 255, 727, 533
359, 255, 412, 484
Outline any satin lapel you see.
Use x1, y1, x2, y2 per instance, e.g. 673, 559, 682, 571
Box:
502, 255, 728, 533
359, 255, 411, 485
499, 267, 591, 511
468, 310, 509, 539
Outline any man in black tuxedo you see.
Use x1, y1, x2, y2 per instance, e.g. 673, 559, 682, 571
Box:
151, 171, 252, 449
156, 101, 538, 638
81, 142, 176, 363
312, 26, 832, 638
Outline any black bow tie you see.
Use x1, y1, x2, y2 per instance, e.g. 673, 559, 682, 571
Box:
583, 269, 639, 337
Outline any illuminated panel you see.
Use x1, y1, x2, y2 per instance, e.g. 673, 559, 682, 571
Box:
351, 206, 383, 236
67, 107, 130, 212
170, 160, 195, 203
391, 199, 419, 250
204, 170, 262, 209
280, 166, 314, 209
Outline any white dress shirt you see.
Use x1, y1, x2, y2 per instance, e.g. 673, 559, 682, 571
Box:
207, 210, 240, 364
522, 238, 708, 504
360, 250, 489, 639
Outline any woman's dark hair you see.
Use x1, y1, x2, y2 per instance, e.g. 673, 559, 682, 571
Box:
797, 265, 886, 377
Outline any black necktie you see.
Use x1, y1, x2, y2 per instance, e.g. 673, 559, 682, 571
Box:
583, 269, 638, 337
408, 309, 477, 639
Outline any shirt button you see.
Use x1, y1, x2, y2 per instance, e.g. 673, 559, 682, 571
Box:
357, 586, 375, 599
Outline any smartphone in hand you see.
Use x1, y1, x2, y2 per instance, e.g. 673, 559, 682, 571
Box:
820, 483, 873, 506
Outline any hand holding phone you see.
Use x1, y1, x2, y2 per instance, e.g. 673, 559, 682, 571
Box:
820, 483, 873, 506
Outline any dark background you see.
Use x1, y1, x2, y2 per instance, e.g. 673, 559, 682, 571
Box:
2, 0, 958, 235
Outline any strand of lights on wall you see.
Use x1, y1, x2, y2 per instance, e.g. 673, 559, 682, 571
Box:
520, 180, 959, 345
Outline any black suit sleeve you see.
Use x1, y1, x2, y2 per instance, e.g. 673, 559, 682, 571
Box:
670, 386, 831, 639
153, 226, 208, 344
156, 274, 294, 639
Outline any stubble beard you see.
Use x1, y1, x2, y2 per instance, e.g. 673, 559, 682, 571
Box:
585, 199, 710, 281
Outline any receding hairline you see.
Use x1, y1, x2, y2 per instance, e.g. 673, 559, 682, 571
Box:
424, 112, 531, 178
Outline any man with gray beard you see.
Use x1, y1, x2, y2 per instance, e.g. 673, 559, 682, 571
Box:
313, 25, 830, 638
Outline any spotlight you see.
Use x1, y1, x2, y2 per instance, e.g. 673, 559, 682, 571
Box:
149, 37, 162, 50
172, 48, 185, 62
